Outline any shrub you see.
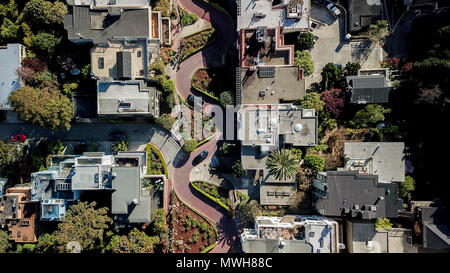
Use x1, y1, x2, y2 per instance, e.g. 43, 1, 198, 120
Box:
200, 223, 208, 233
296, 32, 315, 51
321, 63, 342, 90
399, 176, 415, 201
193, 231, 199, 243
299, 92, 325, 112
344, 62, 361, 76
232, 160, 247, 178
219, 91, 234, 108
294, 50, 314, 76
320, 89, 344, 118
183, 139, 198, 153
155, 114, 176, 130
30, 32, 61, 59
303, 154, 325, 172
375, 218, 393, 229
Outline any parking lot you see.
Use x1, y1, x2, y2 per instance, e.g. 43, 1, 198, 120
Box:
306, 4, 386, 88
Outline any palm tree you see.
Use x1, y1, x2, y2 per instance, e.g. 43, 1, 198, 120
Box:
266, 149, 300, 181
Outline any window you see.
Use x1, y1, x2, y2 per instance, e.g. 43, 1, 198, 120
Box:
98, 57, 104, 69
137, 51, 142, 57
119, 102, 131, 108
21, 220, 30, 226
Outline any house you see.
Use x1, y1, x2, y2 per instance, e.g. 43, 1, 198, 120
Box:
345, 0, 382, 33
241, 215, 341, 253
0, 44, 27, 110
312, 171, 404, 219
413, 201, 450, 252
236, 0, 310, 31
342, 142, 405, 183
345, 75, 389, 104
31, 151, 161, 225
346, 220, 418, 253
0, 186, 40, 243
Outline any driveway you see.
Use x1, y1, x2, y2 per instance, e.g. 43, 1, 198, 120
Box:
307, 5, 386, 88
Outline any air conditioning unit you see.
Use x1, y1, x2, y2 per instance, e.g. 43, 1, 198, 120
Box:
354, 204, 360, 210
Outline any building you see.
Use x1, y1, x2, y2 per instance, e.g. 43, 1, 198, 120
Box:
413, 202, 450, 252
345, 75, 389, 104
346, 220, 418, 253
241, 215, 341, 253
345, 0, 382, 33
342, 142, 405, 183
0, 44, 27, 110
236, 0, 310, 31
31, 151, 161, 225
0, 186, 40, 243
312, 171, 404, 219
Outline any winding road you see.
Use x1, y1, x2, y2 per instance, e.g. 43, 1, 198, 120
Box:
171, 0, 238, 252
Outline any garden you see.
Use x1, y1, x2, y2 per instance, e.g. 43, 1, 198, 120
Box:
191, 67, 232, 100
191, 181, 231, 212
179, 28, 216, 61
170, 192, 218, 253
146, 144, 168, 177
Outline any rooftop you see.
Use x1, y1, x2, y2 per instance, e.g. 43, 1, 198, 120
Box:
345, 0, 382, 33
344, 142, 405, 183
312, 171, 404, 219
0, 44, 25, 110
346, 75, 389, 104
71, 0, 150, 8
237, 0, 310, 30
260, 184, 297, 206
97, 80, 159, 116
238, 66, 306, 104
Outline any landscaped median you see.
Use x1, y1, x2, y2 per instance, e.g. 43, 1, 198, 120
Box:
190, 181, 231, 213
146, 143, 169, 179
179, 28, 216, 62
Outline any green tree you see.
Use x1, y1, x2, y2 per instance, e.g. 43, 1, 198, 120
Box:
153, 208, 168, 236
155, 114, 176, 131
294, 50, 314, 76
290, 148, 303, 161
106, 228, 160, 253
266, 149, 300, 181
183, 139, 198, 153
112, 140, 129, 153
52, 201, 113, 253
150, 59, 165, 76
296, 32, 315, 51
236, 200, 260, 228
303, 154, 325, 172
232, 160, 247, 178
31, 32, 60, 59
0, 0, 19, 22
299, 92, 325, 112
399, 176, 415, 201
219, 91, 234, 108
35, 233, 57, 253
0, 230, 12, 253
321, 63, 342, 90
351, 104, 391, 128
23, 0, 67, 26
8, 86, 74, 131
375, 218, 393, 229
0, 18, 20, 44
344, 62, 361, 76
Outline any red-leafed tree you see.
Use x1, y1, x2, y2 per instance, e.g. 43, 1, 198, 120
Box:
22, 57, 47, 72
320, 89, 344, 118
401, 62, 413, 72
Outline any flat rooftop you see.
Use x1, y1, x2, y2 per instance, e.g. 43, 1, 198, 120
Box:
260, 184, 296, 206
238, 66, 306, 104
72, 0, 150, 8
0, 44, 23, 110
237, 0, 310, 30
344, 142, 405, 183
91, 39, 148, 80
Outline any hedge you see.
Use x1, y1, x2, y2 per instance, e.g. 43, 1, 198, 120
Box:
179, 28, 217, 62
197, 132, 216, 147
146, 143, 169, 179
176, 88, 194, 109
172, 190, 219, 252
191, 181, 231, 213
191, 67, 220, 101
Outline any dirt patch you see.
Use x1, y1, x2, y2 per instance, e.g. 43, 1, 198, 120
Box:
192, 69, 212, 91
171, 194, 217, 253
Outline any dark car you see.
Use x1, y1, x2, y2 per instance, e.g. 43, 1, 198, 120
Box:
186, 94, 203, 108
10, 134, 26, 142
192, 151, 209, 166
109, 132, 127, 141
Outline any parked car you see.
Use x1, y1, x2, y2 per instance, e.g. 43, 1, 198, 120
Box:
9, 134, 26, 142
192, 151, 209, 166
109, 131, 127, 141
327, 3, 341, 17
310, 21, 318, 30
186, 94, 203, 108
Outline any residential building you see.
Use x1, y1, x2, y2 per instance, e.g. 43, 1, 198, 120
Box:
346, 220, 418, 253
241, 215, 341, 253
0, 186, 40, 243
312, 171, 404, 219
0, 44, 27, 110
342, 142, 405, 183
31, 151, 161, 225
236, 0, 310, 31
345, 75, 390, 104
413, 202, 450, 252
345, 0, 382, 33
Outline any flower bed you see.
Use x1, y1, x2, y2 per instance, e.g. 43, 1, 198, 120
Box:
146, 143, 168, 178
179, 28, 216, 61
171, 191, 218, 253
191, 181, 231, 212
191, 67, 232, 100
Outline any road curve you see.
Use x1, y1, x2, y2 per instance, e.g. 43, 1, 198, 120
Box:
172, 0, 237, 253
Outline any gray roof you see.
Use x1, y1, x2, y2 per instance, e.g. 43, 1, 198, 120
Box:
111, 167, 140, 214
312, 171, 403, 219
346, 75, 389, 104
242, 239, 312, 253
0, 44, 23, 110
344, 142, 405, 183
116, 51, 132, 79
64, 6, 150, 44
346, 0, 382, 33
260, 184, 297, 206
419, 206, 450, 250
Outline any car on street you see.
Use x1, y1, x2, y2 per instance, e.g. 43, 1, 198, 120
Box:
109, 131, 127, 141
192, 151, 209, 166
327, 3, 341, 17
186, 94, 203, 108
9, 134, 27, 142
310, 21, 318, 31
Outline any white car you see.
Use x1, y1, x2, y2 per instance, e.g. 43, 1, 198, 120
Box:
327, 3, 341, 17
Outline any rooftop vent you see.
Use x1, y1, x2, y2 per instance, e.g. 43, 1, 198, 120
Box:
294, 123, 303, 132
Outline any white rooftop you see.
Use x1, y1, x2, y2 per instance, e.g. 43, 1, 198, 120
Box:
0, 44, 25, 110
73, 0, 150, 8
